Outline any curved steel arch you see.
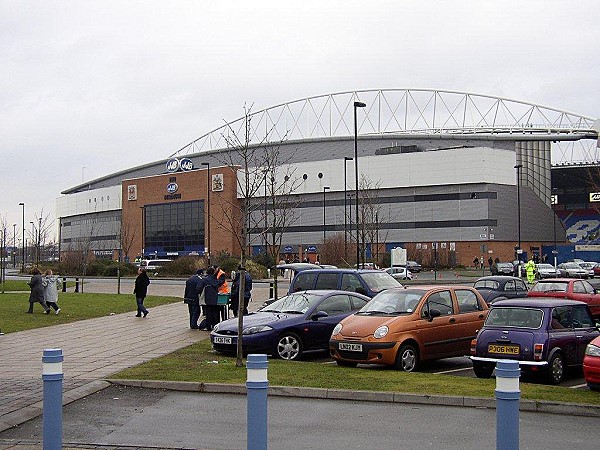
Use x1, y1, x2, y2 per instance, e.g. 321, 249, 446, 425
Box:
170, 89, 598, 162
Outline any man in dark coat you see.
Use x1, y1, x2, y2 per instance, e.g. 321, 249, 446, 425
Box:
184, 269, 204, 329
197, 267, 224, 330
133, 267, 150, 317
27, 267, 50, 314
230, 266, 252, 317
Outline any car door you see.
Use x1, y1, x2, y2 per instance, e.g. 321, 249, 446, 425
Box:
416, 290, 457, 359
548, 306, 577, 365
513, 279, 529, 298
575, 280, 600, 318
303, 294, 354, 350
571, 305, 600, 363
453, 289, 488, 354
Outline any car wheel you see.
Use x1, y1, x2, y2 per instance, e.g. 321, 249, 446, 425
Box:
336, 360, 358, 368
394, 343, 419, 372
473, 361, 494, 378
276, 332, 303, 360
546, 353, 564, 384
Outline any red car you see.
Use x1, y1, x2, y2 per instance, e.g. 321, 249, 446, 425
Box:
584, 335, 600, 391
527, 278, 600, 319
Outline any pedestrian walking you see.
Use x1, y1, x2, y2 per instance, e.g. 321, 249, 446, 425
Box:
134, 267, 150, 317
184, 269, 204, 329
197, 267, 224, 330
472, 257, 479, 269
525, 258, 536, 284
27, 267, 51, 314
230, 266, 252, 317
42, 269, 61, 314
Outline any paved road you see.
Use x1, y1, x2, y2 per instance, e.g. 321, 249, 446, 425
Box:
2, 384, 598, 450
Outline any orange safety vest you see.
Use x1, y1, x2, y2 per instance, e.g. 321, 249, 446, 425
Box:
216, 268, 230, 294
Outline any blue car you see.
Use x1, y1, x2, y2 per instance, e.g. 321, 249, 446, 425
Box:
210, 290, 370, 360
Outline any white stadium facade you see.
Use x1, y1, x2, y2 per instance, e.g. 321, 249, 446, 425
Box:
56, 89, 600, 267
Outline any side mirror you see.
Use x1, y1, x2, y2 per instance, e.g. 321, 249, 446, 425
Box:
424, 308, 441, 321
311, 310, 329, 321
355, 287, 368, 296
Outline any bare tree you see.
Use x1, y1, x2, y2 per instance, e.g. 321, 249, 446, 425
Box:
356, 175, 386, 266
119, 214, 137, 263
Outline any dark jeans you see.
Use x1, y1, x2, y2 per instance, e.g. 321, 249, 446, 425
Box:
28, 299, 50, 313
187, 301, 200, 329
47, 302, 59, 311
205, 305, 221, 330
230, 296, 250, 317
136, 297, 148, 316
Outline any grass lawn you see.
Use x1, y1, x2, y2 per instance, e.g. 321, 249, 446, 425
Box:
0, 292, 181, 333
113, 339, 600, 406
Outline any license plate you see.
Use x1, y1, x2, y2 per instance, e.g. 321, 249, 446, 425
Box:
488, 344, 519, 355
213, 336, 232, 345
339, 342, 362, 352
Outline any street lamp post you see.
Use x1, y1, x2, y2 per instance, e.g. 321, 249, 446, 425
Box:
322, 186, 330, 244
552, 188, 558, 268
354, 101, 366, 267
514, 164, 523, 271
30, 221, 34, 266
344, 157, 353, 262
12, 223, 16, 268
140, 206, 145, 258
19, 203, 24, 272
201, 162, 211, 265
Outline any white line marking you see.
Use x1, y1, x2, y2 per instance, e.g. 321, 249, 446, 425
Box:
569, 383, 588, 389
434, 367, 473, 374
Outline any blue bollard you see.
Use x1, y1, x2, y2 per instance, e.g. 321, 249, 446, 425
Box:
42, 348, 63, 450
246, 354, 268, 450
495, 360, 520, 450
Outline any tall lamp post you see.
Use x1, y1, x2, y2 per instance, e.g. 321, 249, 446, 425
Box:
551, 188, 558, 267
139, 206, 145, 258
19, 203, 25, 272
201, 162, 211, 265
12, 223, 16, 268
514, 164, 523, 270
343, 157, 353, 262
354, 101, 366, 266
322, 186, 330, 244
30, 221, 35, 266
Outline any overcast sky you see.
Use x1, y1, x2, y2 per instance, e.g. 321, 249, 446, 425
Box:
1, 0, 599, 240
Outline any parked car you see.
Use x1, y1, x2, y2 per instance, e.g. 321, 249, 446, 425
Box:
594, 263, 600, 277
583, 335, 600, 391
527, 278, 600, 318
470, 298, 600, 384
405, 261, 422, 273
490, 262, 514, 276
384, 266, 413, 280
288, 268, 401, 299
473, 276, 529, 305
578, 262, 597, 278
535, 263, 560, 279
557, 262, 588, 279
354, 262, 380, 270
329, 285, 488, 371
211, 290, 370, 360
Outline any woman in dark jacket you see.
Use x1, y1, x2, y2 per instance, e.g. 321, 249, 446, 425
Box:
133, 267, 151, 317
27, 267, 51, 314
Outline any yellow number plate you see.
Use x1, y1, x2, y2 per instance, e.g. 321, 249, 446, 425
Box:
488, 344, 519, 355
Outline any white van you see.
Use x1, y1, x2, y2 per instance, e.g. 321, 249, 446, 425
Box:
140, 259, 172, 271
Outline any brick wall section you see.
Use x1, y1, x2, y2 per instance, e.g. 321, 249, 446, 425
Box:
121, 166, 241, 258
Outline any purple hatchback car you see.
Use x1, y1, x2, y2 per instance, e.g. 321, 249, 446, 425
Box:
470, 298, 600, 384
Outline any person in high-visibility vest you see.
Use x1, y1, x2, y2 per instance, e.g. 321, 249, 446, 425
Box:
213, 265, 230, 294
524, 258, 536, 283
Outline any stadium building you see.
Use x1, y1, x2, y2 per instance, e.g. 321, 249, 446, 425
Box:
56, 89, 600, 267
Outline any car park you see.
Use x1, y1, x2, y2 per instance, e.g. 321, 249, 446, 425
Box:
527, 278, 600, 318
473, 276, 528, 305
210, 290, 370, 360
288, 268, 401, 298
329, 285, 488, 371
535, 263, 560, 279
490, 262, 514, 276
470, 298, 600, 384
557, 262, 588, 279
384, 266, 413, 280
583, 335, 600, 391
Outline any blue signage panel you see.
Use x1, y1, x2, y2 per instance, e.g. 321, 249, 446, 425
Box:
166, 182, 178, 193
306, 245, 318, 253
166, 158, 180, 173
180, 158, 194, 171
283, 246, 294, 253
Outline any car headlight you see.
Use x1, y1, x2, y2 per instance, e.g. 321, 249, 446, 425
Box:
212, 323, 220, 332
585, 344, 600, 357
242, 325, 274, 335
374, 325, 388, 339
332, 323, 343, 336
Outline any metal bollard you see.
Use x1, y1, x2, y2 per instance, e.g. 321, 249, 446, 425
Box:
74, 278, 79, 293
247, 354, 268, 450
495, 360, 520, 450
61, 278, 67, 293
269, 282, 274, 298
42, 348, 63, 450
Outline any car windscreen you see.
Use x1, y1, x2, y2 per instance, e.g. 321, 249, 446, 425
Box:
360, 272, 401, 292
358, 289, 425, 315
530, 281, 567, 293
497, 263, 512, 269
261, 292, 322, 314
485, 307, 543, 329
474, 280, 500, 290
537, 264, 554, 270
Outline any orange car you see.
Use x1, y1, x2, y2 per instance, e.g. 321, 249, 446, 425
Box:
329, 286, 488, 371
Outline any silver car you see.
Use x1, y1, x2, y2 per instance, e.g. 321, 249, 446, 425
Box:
579, 262, 597, 278
384, 266, 413, 280
535, 263, 560, 279
557, 262, 588, 279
